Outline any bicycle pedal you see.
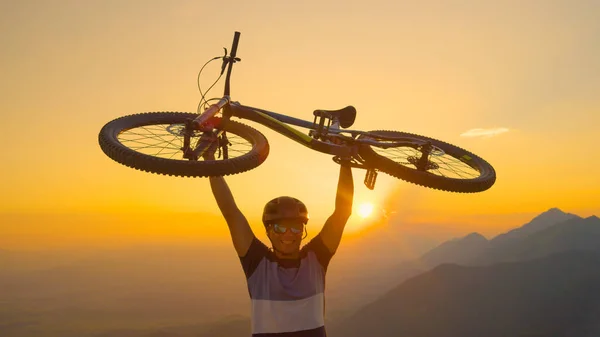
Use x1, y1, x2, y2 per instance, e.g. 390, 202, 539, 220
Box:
364, 168, 378, 190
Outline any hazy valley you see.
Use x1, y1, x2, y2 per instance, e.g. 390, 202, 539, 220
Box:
2, 208, 600, 336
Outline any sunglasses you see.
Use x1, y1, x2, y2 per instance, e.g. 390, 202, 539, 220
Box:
272, 223, 304, 234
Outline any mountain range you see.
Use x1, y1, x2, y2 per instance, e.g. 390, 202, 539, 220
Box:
421, 208, 599, 267
329, 208, 600, 337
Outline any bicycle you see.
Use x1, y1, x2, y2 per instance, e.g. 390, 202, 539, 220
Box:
98, 32, 496, 193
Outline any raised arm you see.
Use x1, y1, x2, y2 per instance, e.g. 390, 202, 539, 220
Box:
208, 176, 255, 257
318, 162, 354, 254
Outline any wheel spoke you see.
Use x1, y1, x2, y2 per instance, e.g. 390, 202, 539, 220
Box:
116, 122, 254, 161
155, 133, 179, 157
372, 143, 481, 180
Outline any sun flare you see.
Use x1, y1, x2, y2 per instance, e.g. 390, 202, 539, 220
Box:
357, 203, 374, 218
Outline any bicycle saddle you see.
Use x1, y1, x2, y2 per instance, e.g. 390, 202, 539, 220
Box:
313, 106, 356, 129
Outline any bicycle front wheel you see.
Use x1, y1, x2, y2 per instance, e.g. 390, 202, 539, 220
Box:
358, 130, 496, 193
99, 112, 269, 177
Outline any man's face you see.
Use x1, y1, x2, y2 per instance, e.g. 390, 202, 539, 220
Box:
268, 219, 305, 257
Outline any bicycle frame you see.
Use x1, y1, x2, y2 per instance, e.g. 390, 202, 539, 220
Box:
229, 103, 353, 156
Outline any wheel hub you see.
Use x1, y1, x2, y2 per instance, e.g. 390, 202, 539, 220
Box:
408, 156, 439, 171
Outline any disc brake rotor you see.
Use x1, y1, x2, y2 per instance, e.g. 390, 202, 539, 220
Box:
166, 124, 203, 137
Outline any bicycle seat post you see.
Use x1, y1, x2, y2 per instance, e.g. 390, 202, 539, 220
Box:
330, 118, 340, 130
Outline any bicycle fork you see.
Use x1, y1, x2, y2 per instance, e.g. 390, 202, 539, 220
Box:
182, 117, 230, 161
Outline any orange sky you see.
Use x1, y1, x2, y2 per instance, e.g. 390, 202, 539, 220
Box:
1, 1, 599, 250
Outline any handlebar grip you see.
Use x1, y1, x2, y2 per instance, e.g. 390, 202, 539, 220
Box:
230, 31, 241, 58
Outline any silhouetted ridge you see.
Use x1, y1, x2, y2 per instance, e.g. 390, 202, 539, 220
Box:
419, 209, 598, 267
491, 207, 579, 244
421, 232, 488, 266
478, 214, 600, 264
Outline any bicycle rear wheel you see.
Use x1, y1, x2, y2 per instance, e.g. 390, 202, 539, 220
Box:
99, 112, 269, 177
358, 130, 496, 193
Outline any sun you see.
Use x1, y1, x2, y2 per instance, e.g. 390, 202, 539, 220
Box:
357, 202, 374, 218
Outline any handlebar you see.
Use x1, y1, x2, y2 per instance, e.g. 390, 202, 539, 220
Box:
224, 31, 241, 96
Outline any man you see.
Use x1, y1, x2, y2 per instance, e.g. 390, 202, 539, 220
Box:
207, 157, 353, 337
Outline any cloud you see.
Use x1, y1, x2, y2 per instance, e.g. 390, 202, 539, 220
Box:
460, 127, 510, 138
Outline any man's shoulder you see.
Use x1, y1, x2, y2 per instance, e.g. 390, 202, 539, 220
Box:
240, 237, 273, 278
300, 234, 322, 253
244, 236, 272, 258
300, 234, 333, 270
301, 234, 328, 251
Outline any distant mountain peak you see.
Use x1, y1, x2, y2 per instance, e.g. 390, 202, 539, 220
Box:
534, 207, 568, 220
464, 232, 488, 242
491, 208, 580, 244
531, 207, 581, 225
420, 232, 489, 267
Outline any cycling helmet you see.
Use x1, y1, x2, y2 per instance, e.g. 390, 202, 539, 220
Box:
262, 196, 309, 226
